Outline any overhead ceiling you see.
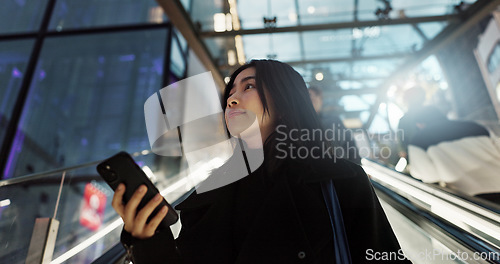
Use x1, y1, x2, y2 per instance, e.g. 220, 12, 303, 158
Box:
159, 0, 498, 130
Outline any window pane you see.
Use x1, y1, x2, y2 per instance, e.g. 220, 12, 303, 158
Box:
49, 0, 167, 30
303, 30, 352, 60
298, 0, 353, 25
488, 42, 500, 73
4, 29, 167, 178
171, 36, 186, 78
243, 33, 301, 61
0, 40, 34, 152
0, 0, 48, 34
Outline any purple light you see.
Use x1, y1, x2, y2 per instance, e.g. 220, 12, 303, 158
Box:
12, 67, 22, 78
153, 59, 163, 75
39, 70, 46, 80
98, 56, 105, 64
3, 130, 25, 179
81, 138, 88, 146
97, 70, 104, 77
137, 161, 145, 167
15, 0, 26, 7
119, 54, 135, 62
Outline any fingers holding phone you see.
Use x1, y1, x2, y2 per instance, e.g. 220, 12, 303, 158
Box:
111, 183, 127, 217
134, 194, 169, 238
112, 184, 169, 239
98, 152, 179, 238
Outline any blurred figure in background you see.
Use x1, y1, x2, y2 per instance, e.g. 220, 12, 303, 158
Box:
309, 86, 361, 164
397, 86, 429, 161
408, 106, 500, 204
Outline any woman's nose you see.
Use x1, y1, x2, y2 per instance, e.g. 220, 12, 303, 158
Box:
227, 97, 239, 108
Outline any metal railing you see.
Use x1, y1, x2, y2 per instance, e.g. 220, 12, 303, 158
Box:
0, 150, 190, 264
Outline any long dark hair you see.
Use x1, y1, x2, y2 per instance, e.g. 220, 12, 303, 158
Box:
222, 60, 331, 172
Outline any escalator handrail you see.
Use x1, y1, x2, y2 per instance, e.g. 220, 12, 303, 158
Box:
363, 159, 500, 252
363, 159, 500, 222
0, 150, 151, 187
373, 180, 500, 264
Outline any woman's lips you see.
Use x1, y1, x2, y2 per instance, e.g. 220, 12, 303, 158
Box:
226, 110, 245, 119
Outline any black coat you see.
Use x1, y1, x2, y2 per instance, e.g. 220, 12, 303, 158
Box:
122, 158, 409, 263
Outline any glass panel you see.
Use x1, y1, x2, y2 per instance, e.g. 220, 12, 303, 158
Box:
298, 0, 354, 25
49, 0, 167, 31
392, 0, 464, 17
361, 25, 423, 56
488, 42, 500, 73
238, 0, 298, 29
350, 59, 403, 79
0, 0, 48, 34
243, 33, 301, 61
171, 36, 186, 78
0, 40, 34, 152
203, 37, 233, 65
3, 29, 167, 179
358, 0, 476, 20
175, 29, 188, 52
418, 22, 448, 40
181, 0, 192, 13
303, 29, 353, 60
357, 0, 379, 21
189, 0, 225, 32
0, 153, 184, 264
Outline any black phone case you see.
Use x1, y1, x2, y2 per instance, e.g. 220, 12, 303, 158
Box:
96, 151, 178, 228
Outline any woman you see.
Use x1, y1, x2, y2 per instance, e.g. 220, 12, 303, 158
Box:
112, 60, 408, 263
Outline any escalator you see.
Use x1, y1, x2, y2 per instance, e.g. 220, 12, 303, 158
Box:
1, 157, 499, 263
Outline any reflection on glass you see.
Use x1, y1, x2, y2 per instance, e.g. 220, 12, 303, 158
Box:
0, 0, 48, 34
4, 29, 167, 179
49, 0, 167, 31
0, 40, 34, 154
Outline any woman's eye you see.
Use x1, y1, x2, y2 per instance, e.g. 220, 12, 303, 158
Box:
245, 84, 255, 90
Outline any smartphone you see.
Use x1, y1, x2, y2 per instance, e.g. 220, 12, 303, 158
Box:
96, 151, 178, 229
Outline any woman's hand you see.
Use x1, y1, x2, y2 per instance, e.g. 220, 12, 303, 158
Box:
112, 183, 169, 239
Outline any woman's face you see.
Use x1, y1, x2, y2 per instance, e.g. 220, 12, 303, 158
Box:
225, 67, 276, 142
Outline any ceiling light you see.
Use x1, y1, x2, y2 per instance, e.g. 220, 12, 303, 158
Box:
352, 28, 363, 39
225, 13, 233, 31
315, 72, 324, 81
307, 6, 315, 14
224, 77, 231, 84
213, 13, 226, 32
227, 50, 237, 66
